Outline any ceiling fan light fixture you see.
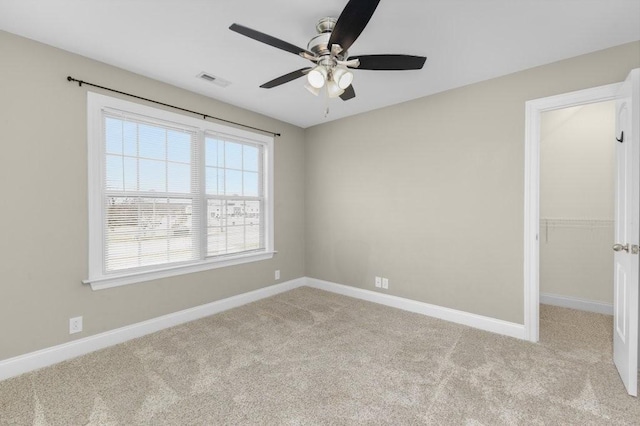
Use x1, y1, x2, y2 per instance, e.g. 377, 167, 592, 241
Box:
326, 80, 345, 99
307, 66, 327, 88
332, 66, 353, 89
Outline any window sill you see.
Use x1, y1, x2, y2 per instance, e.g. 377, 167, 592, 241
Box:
83, 251, 276, 291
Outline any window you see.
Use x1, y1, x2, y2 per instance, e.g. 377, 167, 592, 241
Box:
86, 93, 274, 290
204, 135, 265, 257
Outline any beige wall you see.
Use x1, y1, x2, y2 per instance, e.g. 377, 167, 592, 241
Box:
305, 42, 640, 324
0, 31, 305, 360
540, 102, 615, 304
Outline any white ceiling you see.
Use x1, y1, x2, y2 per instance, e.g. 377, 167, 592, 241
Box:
1, 0, 639, 128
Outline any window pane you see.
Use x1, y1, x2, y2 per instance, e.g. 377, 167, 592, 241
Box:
123, 157, 138, 192
246, 225, 260, 250
225, 141, 242, 170
206, 199, 263, 257
106, 155, 123, 191
168, 236, 193, 263
138, 234, 169, 267
123, 122, 137, 156
168, 163, 190, 193
245, 201, 261, 226
227, 201, 244, 226
207, 199, 222, 256
206, 166, 217, 195
105, 197, 195, 272
226, 225, 245, 254
138, 124, 166, 160
105, 118, 123, 155
205, 137, 219, 167
207, 227, 226, 256
217, 168, 225, 195
225, 169, 242, 196
243, 145, 259, 172
139, 159, 166, 192
167, 131, 191, 163
243, 172, 259, 196
207, 199, 228, 256
207, 199, 224, 227
246, 201, 261, 250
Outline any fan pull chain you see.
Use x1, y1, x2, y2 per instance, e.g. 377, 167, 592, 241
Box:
324, 86, 330, 118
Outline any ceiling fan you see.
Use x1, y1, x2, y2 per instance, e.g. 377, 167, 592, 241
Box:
229, 0, 427, 101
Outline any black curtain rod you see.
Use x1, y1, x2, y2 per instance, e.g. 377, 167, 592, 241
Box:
66, 76, 281, 137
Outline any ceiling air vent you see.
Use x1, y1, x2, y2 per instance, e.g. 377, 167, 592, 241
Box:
197, 72, 231, 88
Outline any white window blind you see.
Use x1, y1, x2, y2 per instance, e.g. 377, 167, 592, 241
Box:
86, 93, 274, 290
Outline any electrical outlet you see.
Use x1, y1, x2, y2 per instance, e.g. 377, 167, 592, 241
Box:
275, 270, 280, 280
375, 276, 382, 288
382, 278, 389, 289
69, 316, 83, 334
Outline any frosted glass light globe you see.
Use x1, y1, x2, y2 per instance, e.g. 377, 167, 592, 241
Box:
307, 67, 327, 89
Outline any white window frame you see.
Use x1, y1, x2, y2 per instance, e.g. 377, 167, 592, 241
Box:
84, 92, 274, 290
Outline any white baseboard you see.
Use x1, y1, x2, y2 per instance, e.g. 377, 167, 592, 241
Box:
305, 278, 526, 340
0, 278, 305, 382
540, 292, 613, 315
1, 276, 529, 382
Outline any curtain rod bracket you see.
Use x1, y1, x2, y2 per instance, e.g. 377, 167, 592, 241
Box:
67, 75, 82, 87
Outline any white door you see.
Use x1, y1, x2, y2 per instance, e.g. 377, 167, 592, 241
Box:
613, 68, 639, 397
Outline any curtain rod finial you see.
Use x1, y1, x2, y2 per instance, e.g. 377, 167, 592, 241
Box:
68, 76, 83, 87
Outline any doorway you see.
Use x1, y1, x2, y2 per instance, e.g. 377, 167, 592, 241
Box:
538, 101, 616, 350
539, 101, 616, 315
523, 83, 622, 343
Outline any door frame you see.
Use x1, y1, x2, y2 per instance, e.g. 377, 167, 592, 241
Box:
523, 82, 622, 342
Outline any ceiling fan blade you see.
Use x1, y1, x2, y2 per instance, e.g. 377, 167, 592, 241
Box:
328, 0, 381, 53
230, 23, 314, 57
260, 68, 312, 88
348, 54, 427, 70
340, 85, 356, 101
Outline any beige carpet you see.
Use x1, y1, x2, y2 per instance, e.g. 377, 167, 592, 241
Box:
1, 287, 638, 425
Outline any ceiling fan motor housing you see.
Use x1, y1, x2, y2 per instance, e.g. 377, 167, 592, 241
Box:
315, 17, 337, 33
307, 17, 347, 59
307, 33, 331, 56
